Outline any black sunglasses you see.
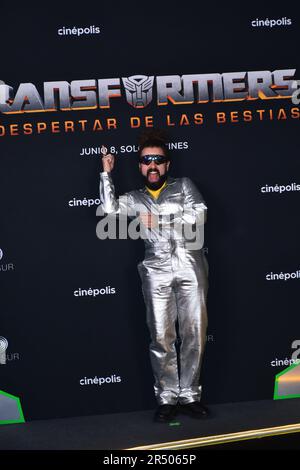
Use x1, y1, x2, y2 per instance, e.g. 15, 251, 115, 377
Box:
140, 155, 168, 165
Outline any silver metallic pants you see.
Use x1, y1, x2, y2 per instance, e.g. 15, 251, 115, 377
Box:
138, 240, 208, 405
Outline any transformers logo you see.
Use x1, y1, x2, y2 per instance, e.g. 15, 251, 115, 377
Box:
0, 69, 297, 114
122, 75, 154, 108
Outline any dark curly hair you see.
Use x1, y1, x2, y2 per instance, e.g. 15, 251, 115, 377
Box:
138, 128, 170, 159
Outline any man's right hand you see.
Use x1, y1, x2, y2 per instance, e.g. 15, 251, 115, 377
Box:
101, 147, 115, 173
139, 213, 159, 229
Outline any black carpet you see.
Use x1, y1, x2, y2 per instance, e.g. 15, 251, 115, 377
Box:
0, 399, 300, 450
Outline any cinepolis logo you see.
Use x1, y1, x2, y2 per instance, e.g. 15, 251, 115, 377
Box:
0, 248, 3, 260
0, 336, 8, 365
261, 183, 300, 194
271, 357, 299, 367
58, 26, 101, 36
270, 340, 300, 367
251, 17, 292, 28
74, 286, 116, 297
68, 197, 100, 208
79, 374, 121, 386
266, 270, 300, 281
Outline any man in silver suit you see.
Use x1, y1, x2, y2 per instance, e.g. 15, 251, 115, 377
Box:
99, 131, 209, 422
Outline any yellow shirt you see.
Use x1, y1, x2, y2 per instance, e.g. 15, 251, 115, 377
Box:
146, 181, 167, 199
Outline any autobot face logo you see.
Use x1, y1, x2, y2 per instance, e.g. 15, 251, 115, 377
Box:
122, 75, 154, 108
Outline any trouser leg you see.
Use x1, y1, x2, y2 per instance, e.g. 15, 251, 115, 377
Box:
139, 268, 179, 405
175, 264, 208, 404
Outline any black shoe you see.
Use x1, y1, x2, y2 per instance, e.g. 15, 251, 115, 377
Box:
180, 401, 210, 419
154, 404, 177, 423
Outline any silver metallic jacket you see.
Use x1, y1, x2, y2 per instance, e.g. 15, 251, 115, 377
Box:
99, 171, 208, 405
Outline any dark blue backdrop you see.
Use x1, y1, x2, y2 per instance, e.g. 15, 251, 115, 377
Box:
1, 4, 300, 420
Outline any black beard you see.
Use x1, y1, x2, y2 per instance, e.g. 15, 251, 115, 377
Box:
142, 171, 168, 190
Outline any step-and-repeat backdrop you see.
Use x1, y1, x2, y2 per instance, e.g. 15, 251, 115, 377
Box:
1, 5, 300, 420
